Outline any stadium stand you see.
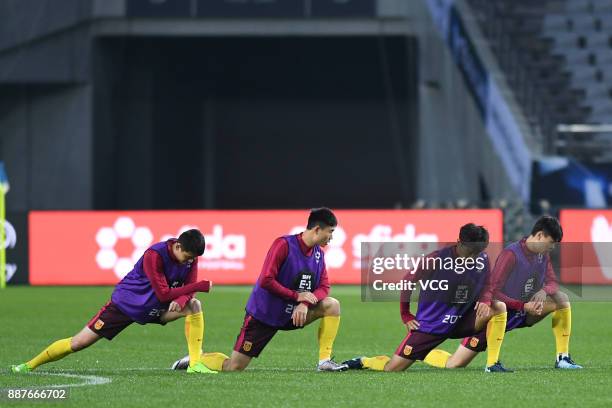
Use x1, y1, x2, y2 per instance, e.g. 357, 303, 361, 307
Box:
466, 0, 612, 162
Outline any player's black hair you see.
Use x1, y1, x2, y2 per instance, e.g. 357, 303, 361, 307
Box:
307, 207, 337, 230
459, 223, 489, 252
530, 215, 563, 242
177, 229, 206, 256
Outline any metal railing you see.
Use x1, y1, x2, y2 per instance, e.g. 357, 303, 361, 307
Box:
556, 124, 612, 162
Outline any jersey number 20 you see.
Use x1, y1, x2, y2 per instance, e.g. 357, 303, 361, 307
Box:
442, 314, 462, 324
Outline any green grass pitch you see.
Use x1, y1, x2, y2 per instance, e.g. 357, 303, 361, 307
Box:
1, 286, 611, 407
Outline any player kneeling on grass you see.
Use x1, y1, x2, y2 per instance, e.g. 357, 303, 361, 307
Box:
343, 223, 512, 373
425, 216, 582, 370
172, 207, 347, 372
12, 229, 217, 375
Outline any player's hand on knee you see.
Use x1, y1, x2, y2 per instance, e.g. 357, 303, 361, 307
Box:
529, 290, 546, 314
530, 289, 546, 306
292, 303, 308, 327
534, 302, 544, 315
187, 298, 202, 312
405, 319, 420, 332
297, 291, 318, 305
168, 301, 182, 313
523, 301, 541, 315
475, 301, 491, 319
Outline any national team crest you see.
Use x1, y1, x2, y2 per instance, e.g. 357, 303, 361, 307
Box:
469, 337, 479, 348
403, 345, 413, 356
243, 341, 252, 352
94, 319, 105, 330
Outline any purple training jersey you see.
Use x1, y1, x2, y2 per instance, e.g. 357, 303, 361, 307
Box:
501, 241, 548, 303
111, 241, 192, 324
245, 235, 324, 327
415, 245, 490, 335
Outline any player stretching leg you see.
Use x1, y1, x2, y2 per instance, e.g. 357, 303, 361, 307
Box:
343, 224, 512, 373
172, 208, 347, 372
427, 216, 582, 370
12, 229, 216, 374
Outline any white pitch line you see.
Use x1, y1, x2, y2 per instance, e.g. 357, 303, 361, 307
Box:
77, 367, 316, 373
28, 363, 587, 381
30, 372, 112, 388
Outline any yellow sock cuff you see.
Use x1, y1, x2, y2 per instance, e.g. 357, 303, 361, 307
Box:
362, 356, 390, 371
493, 311, 507, 321
552, 307, 571, 326
200, 352, 229, 371
56, 337, 74, 356
424, 349, 451, 369
319, 315, 340, 329
187, 312, 204, 322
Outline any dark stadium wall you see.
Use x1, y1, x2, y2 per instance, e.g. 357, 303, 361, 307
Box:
415, 14, 516, 204
0, 0, 93, 53
93, 36, 419, 210
0, 84, 93, 211
0, 2, 96, 212
3, 0, 514, 212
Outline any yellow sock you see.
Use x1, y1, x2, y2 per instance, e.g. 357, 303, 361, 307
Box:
317, 316, 340, 361
552, 307, 571, 355
200, 352, 229, 371
185, 312, 204, 368
26, 338, 74, 370
424, 349, 451, 368
486, 312, 507, 367
362, 356, 390, 371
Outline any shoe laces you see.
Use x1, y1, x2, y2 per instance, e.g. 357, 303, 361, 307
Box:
563, 355, 577, 365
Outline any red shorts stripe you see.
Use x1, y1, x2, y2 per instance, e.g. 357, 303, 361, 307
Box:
235, 315, 252, 350
87, 300, 112, 327
394, 332, 412, 355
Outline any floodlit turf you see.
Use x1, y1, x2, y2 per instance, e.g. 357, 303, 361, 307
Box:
1, 286, 611, 407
